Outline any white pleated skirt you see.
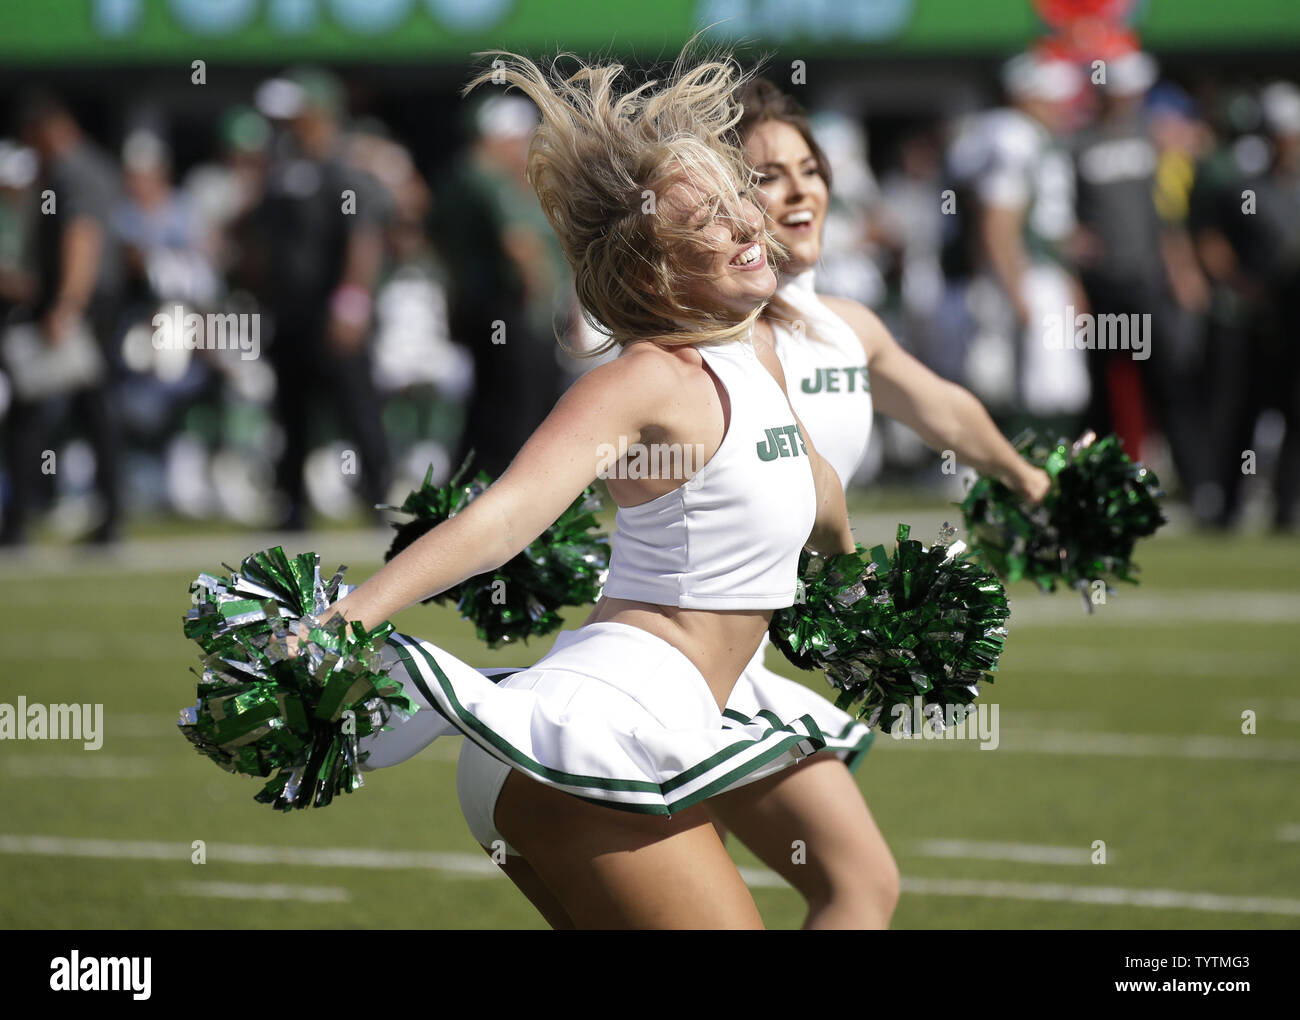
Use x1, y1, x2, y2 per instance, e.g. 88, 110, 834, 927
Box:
726, 636, 876, 775
365, 621, 834, 815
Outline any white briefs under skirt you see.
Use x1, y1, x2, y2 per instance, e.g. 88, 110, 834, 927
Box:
362, 622, 876, 854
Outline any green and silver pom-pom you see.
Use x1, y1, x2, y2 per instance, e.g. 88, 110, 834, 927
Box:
383, 458, 610, 648
180, 546, 414, 811
959, 430, 1167, 607
770, 523, 1010, 730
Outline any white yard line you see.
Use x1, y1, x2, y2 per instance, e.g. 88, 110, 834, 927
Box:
172, 880, 350, 903
1003, 591, 1300, 627
1006, 649, 1293, 677
0, 755, 154, 778
96, 716, 181, 739
0, 834, 500, 875
898, 877, 1300, 917
3, 833, 1296, 917
994, 730, 1300, 762
878, 727, 1300, 761
1, 636, 186, 661
913, 839, 1095, 865
0, 835, 191, 860
0, 529, 397, 578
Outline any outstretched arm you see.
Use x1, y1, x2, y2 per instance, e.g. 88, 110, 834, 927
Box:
329, 354, 670, 630
822, 296, 1050, 503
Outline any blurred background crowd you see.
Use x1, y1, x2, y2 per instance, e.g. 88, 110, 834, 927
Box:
0, 0, 1297, 547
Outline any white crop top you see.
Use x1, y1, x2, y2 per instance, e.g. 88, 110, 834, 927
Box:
600, 336, 817, 609
769, 266, 873, 488
771, 270, 872, 490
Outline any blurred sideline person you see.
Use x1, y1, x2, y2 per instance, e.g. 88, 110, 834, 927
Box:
950, 51, 1088, 435
1146, 83, 1218, 494
1191, 82, 1300, 530
804, 110, 886, 311
876, 127, 955, 380
369, 152, 473, 481
430, 94, 565, 478
1071, 49, 1209, 485
0, 141, 37, 338
114, 130, 218, 320
2, 92, 124, 546
252, 68, 392, 530
183, 106, 271, 282
1254, 83, 1300, 531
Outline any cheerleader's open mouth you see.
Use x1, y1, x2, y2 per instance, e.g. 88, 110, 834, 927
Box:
778, 209, 816, 234
729, 242, 766, 270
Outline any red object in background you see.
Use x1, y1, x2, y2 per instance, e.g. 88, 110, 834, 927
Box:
1107, 357, 1150, 462
1037, 20, 1142, 64
1033, 0, 1135, 28
1033, 0, 1142, 65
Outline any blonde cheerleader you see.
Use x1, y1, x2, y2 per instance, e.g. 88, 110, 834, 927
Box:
315, 49, 857, 929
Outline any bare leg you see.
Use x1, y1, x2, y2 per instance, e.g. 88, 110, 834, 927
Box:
477, 843, 576, 930
705, 752, 900, 929
494, 769, 765, 929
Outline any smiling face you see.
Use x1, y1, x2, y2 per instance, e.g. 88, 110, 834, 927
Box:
743, 119, 829, 274
658, 167, 778, 320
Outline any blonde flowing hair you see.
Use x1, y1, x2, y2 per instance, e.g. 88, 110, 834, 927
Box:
464, 44, 785, 356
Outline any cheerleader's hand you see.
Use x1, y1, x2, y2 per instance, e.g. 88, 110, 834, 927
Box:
281, 618, 311, 660
1020, 466, 1051, 506
282, 603, 357, 660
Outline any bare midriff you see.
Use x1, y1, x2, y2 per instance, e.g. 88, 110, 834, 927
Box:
581, 596, 769, 712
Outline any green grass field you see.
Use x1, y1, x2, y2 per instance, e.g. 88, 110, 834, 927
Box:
1, 512, 1297, 929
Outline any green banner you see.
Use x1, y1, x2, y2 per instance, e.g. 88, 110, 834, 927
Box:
0, 0, 1297, 64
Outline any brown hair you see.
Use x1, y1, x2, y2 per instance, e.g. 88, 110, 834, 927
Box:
736, 78, 832, 188
464, 47, 783, 356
